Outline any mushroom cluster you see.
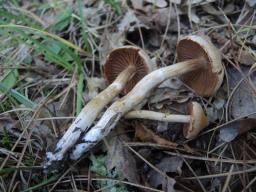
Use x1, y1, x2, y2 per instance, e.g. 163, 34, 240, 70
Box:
46, 46, 154, 164
70, 35, 224, 160
45, 35, 224, 166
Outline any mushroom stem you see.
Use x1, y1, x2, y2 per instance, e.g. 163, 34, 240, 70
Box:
70, 57, 207, 160
46, 65, 135, 164
124, 110, 191, 123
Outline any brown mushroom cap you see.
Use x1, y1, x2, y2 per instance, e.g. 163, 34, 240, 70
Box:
183, 102, 209, 139
177, 35, 224, 97
104, 46, 154, 94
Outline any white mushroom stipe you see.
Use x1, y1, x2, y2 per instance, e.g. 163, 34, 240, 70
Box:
125, 110, 191, 123
124, 102, 209, 140
70, 129, 102, 160
111, 82, 123, 90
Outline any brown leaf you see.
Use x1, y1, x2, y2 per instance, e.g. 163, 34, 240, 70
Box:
227, 66, 256, 118
85, 77, 106, 101
246, 0, 256, 7
99, 31, 125, 60
151, 6, 178, 29
118, 9, 148, 32
237, 50, 256, 66
106, 128, 140, 184
148, 156, 183, 191
130, 0, 144, 11
219, 118, 256, 142
135, 123, 177, 147
189, 7, 200, 23
206, 97, 225, 122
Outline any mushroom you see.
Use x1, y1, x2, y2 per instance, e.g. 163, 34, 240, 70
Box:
70, 35, 224, 160
125, 102, 209, 139
104, 46, 154, 94
46, 46, 153, 165
176, 35, 224, 96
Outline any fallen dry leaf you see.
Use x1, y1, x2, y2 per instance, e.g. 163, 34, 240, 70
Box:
237, 49, 256, 66
106, 128, 140, 184
83, 7, 102, 27
227, 66, 256, 118
151, 6, 179, 29
189, 7, 200, 24
219, 118, 256, 142
148, 156, 183, 191
32, 122, 55, 149
99, 31, 125, 59
159, 78, 183, 90
130, 0, 144, 11
148, 88, 181, 104
118, 9, 148, 32
201, 3, 235, 16
85, 77, 106, 101
210, 32, 255, 67
148, 86, 190, 105
246, 0, 256, 7
206, 97, 225, 123
135, 123, 178, 147
157, 121, 169, 132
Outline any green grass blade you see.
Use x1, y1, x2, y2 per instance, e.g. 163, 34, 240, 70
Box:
14, 30, 73, 71
0, 69, 19, 88
0, 83, 36, 109
0, 24, 88, 54
77, 0, 91, 52
105, 0, 122, 15
0, 8, 41, 28
21, 175, 59, 192
43, 35, 82, 69
51, 7, 72, 31
76, 73, 84, 114
0, 68, 36, 108
0, 166, 42, 175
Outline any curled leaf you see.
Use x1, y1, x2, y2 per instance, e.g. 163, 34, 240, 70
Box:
219, 118, 256, 142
